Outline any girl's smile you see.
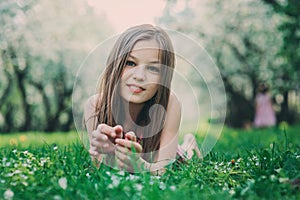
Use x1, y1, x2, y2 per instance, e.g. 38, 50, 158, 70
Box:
120, 39, 161, 104
127, 84, 145, 94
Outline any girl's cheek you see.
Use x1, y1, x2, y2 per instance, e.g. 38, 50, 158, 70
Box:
121, 67, 131, 78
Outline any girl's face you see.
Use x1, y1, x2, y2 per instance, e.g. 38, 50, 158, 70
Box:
120, 39, 161, 104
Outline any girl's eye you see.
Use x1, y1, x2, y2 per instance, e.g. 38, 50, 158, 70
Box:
147, 66, 160, 73
126, 60, 136, 67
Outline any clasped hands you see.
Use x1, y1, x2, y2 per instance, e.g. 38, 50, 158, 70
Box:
90, 124, 144, 172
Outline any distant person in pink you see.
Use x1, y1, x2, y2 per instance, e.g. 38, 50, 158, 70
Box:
253, 83, 276, 128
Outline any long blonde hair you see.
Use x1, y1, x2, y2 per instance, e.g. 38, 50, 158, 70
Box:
95, 24, 175, 161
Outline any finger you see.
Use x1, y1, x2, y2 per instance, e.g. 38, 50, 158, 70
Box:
115, 153, 137, 172
125, 131, 136, 142
89, 148, 98, 157
115, 148, 131, 165
115, 139, 142, 153
114, 125, 123, 139
90, 138, 99, 147
116, 158, 130, 170
96, 124, 116, 138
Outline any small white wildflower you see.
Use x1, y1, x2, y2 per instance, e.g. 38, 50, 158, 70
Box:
135, 184, 143, 191
106, 171, 111, 176
12, 149, 17, 154
3, 189, 14, 200
126, 174, 139, 181
279, 177, 289, 183
58, 177, 67, 190
86, 173, 90, 177
159, 182, 166, 190
229, 189, 235, 195
169, 185, 176, 191
53, 146, 58, 151
111, 175, 120, 188
23, 150, 28, 155
22, 181, 28, 186
270, 174, 276, 181
53, 195, 62, 200
118, 170, 125, 176
274, 168, 281, 173
5, 162, 11, 167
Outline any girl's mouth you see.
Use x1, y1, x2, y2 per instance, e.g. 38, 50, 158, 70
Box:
127, 84, 145, 94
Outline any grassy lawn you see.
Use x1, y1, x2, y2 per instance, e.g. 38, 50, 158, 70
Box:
0, 125, 299, 199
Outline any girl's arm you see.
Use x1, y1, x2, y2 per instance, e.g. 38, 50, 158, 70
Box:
115, 93, 181, 174
145, 92, 181, 174
84, 95, 122, 163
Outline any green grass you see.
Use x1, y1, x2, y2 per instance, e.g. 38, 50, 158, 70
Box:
0, 125, 299, 199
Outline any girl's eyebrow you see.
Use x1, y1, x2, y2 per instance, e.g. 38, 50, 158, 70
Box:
128, 54, 160, 64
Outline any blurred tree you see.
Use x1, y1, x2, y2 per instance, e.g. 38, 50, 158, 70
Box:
158, 0, 284, 127
0, 0, 112, 132
261, 0, 300, 123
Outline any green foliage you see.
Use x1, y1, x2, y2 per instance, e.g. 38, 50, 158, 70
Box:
0, 126, 299, 199
157, 0, 300, 127
0, 0, 113, 132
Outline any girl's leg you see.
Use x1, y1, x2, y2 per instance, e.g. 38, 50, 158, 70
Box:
180, 133, 202, 159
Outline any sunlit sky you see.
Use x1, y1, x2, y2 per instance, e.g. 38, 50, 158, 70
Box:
86, 0, 167, 33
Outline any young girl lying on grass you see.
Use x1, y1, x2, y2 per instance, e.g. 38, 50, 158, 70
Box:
84, 24, 201, 175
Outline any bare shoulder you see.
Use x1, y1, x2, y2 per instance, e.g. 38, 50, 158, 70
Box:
164, 92, 181, 131
84, 94, 99, 111
84, 94, 100, 120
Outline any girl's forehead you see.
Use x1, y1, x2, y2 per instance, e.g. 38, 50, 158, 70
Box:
131, 39, 160, 51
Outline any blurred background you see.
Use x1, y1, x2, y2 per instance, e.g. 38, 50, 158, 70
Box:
0, 0, 299, 134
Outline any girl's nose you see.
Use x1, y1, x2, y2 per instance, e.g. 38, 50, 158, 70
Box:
133, 65, 146, 81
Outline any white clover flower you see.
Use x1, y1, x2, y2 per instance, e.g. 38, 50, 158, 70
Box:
229, 189, 235, 195
4, 189, 14, 200
118, 170, 125, 176
111, 175, 120, 188
58, 177, 67, 190
86, 173, 90, 177
126, 174, 139, 181
169, 185, 176, 191
274, 168, 282, 173
279, 177, 289, 183
270, 174, 276, 181
53, 195, 62, 200
135, 184, 143, 191
159, 182, 166, 190
53, 146, 58, 151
